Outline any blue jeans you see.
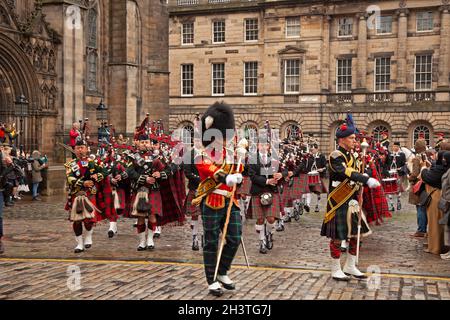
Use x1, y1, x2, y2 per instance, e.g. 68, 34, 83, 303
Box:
32, 183, 40, 198
417, 205, 427, 233
0, 192, 4, 238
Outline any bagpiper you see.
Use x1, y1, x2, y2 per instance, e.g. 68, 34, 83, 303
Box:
320, 113, 381, 281
126, 131, 168, 251
192, 102, 245, 297
305, 143, 328, 213
65, 136, 106, 253
380, 131, 390, 151
248, 132, 286, 254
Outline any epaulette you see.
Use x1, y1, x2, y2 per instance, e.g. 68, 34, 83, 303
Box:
330, 150, 343, 159
64, 159, 76, 169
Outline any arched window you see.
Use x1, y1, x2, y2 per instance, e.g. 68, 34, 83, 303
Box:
86, 9, 98, 92
413, 125, 431, 147
181, 124, 194, 146
372, 125, 389, 143
242, 122, 258, 153
284, 123, 301, 141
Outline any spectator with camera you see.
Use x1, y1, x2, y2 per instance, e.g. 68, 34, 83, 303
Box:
31, 150, 48, 201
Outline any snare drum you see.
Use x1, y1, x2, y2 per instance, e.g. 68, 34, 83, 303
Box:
388, 169, 399, 180
307, 171, 321, 186
382, 177, 398, 194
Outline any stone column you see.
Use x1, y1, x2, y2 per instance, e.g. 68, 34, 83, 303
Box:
320, 15, 331, 95
355, 13, 368, 92
438, 5, 450, 89
396, 8, 409, 91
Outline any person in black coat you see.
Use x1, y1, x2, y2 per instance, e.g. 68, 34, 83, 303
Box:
387, 142, 407, 211
248, 138, 288, 254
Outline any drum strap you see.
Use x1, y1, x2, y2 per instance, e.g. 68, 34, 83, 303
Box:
324, 179, 359, 223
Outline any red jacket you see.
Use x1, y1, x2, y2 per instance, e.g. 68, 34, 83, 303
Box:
69, 129, 80, 147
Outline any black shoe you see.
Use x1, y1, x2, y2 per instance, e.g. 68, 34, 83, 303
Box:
147, 245, 155, 250
4, 202, 14, 207
108, 230, 115, 238
84, 244, 92, 249
137, 246, 147, 251
304, 205, 310, 213
344, 272, 368, 280
218, 281, 235, 291
209, 288, 224, 297
332, 276, 351, 282
153, 233, 161, 239
315, 205, 320, 213
74, 248, 84, 254
397, 201, 402, 211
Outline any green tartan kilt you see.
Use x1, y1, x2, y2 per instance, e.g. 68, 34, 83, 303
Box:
320, 204, 371, 240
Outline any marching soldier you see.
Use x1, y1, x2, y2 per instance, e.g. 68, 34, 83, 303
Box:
308, 143, 328, 213
248, 134, 286, 254
127, 133, 168, 251
380, 131, 390, 151
183, 142, 202, 251
65, 137, 106, 253
192, 102, 244, 297
321, 113, 381, 281
388, 142, 407, 211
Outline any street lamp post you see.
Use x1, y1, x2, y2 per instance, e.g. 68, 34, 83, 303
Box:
15, 94, 29, 149
96, 99, 108, 155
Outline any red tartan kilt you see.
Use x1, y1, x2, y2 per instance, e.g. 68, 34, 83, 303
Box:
363, 186, 392, 224
237, 176, 252, 195
309, 178, 328, 194
291, 175, 309, 199
184, 189, 200, 216
128, 190, 163, 217
280, 180, 293, 208
251, 193, 281, 221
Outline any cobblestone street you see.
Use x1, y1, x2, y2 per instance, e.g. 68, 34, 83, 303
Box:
0, 194, 449, 300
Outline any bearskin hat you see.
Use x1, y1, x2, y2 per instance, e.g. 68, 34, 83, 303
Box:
200, 102, 235, 147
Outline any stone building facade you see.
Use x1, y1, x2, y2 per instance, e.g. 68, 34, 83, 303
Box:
168, 0, 450, 152
0, 0, 169, 194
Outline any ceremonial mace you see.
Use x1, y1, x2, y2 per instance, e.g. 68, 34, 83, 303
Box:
356, 138, 369, 266
213, 138, 250, 282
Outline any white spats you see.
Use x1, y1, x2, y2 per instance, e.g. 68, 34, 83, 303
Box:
343, 254, 367, 278
191, 220, 199, 236
109, 222, 117, 234
266, 222, 276, 235
147, 230, 155, 248
74, 236, 84, 252
84, 229, 93, 248
331, 258, 350, 281
208, 282, 222, 290
256, 224, 265, 241
138, 232, 146, 249
217, 274, 233, 285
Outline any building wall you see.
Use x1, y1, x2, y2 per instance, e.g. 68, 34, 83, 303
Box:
168, 0, 450, 153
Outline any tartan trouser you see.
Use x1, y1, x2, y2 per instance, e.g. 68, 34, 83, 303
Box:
201, 199, 242, 285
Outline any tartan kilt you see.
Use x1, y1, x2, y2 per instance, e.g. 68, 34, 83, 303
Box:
291, 174, 309, 199
363, 186, 392, 224
184, 189, 200, 216
66, 193, 101, 223
321, 203, 371, 240
128, 189, 163, 217
112, 187, 127, 211
309, 177, 328, 194
280, 180, 293, 208
251, 193, 281, 221
237, 176, 252, 195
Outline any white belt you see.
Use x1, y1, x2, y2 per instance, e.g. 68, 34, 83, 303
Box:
332, 181, 355, 188
212, 189, 232, 198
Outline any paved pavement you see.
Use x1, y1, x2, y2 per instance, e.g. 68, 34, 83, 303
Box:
0, 193, 449, 300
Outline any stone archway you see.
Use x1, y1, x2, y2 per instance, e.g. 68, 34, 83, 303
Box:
0, 33, 42, 152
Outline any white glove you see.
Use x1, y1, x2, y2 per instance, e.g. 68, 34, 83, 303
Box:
367, 178, 381, 189
226, 174, 243, 187
235, 173, 243, 184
